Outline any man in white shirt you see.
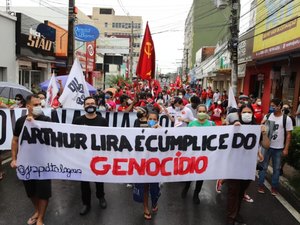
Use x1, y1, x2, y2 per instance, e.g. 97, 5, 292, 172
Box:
173, 97, 195, 127
213, 89, 221, 103
258, 98, 293, 196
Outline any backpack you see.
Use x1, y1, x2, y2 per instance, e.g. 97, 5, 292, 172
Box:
265, 113, 288, 145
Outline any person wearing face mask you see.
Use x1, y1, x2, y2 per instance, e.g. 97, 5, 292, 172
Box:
105, 91, 116, 112
133, 112, 161, 220
10, 94, 52, 225
226, 103, 270, 225
73, 97, 109, 215
181, 104, 215, 204
37, 92, 47, 108
208, 100, 224, 126
259, 98, 293, 196
252, 98, 263, 124
173, 97, 195, 127
10, 94, 26, 109
185, 95, 201, 118
177, 89, 188, 105
117, 94, 137, 112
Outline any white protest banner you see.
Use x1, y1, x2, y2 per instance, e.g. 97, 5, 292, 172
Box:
17, 120, 261, 183
46, 73, 59, 107
0, 109, 174, 150
59, 59, 90, 109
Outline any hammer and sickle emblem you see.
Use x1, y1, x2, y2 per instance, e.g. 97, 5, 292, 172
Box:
146, 70, 152, 78
144, 42, 153, 59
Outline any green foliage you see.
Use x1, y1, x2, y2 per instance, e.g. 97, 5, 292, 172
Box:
287, 127, 300, 170
106, 75, 132, 88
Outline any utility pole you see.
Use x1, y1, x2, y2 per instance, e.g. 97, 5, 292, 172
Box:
129, 21, 134, 80
185, 49, 189, 82
67, 0, 75, 72
229, 0, 240, 96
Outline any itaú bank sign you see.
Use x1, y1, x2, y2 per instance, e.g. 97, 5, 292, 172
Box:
27, 27, 54, 51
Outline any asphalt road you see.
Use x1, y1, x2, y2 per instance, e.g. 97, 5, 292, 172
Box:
0, 162, 299, 225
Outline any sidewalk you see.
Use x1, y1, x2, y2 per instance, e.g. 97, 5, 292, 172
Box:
266, 165, 300, 213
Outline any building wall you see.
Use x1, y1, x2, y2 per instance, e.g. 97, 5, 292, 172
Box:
91, 7, 143, 75
191, 0, 231, 67
0, 12, 17, 82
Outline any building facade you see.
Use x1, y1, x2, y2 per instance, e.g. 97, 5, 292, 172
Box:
91, 7, 143, 77
243, 0, 300, 114
183, 0, 231, 71
0, 11, 17, 82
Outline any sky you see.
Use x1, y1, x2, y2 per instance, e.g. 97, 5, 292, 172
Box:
1, 0, 251, 73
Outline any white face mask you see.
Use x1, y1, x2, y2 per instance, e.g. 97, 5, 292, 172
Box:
40, 99, 46, 107
127, 99, 133, 105
15, 100, 21, 105
175, 106, 181, 111
241, 113, 252, 123
178, 95, 183, 99
32, 106, 43, 116
257, 101, 261, 106
217, 101, 222, 105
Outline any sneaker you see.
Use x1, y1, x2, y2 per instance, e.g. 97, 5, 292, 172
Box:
243, 194, 254, 203
216, 179, 223, 193
126, 183, 133, 188
271, 188, 278, 196
257, 186, 265, 194
99, 197, 107, 209
193, 192, 200, 204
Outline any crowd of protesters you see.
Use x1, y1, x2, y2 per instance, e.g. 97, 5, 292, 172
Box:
0, 79, 299, 225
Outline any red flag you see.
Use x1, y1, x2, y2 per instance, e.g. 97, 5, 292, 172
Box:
136, 22, 155, 80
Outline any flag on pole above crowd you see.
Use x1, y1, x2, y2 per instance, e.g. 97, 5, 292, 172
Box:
46, 73, 59, 107
59, 59, 90, 109
136, 22, 155, 81
228, 86, 238, 109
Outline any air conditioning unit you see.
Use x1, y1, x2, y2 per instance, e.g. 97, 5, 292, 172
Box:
215, 0, 228, 9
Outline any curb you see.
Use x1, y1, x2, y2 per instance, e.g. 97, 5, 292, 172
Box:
267, 166, 300, 212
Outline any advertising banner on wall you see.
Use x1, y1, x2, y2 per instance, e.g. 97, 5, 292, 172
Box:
253, 0, 300, 59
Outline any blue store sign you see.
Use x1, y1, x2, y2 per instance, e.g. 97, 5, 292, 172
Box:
74, 24, 100, 42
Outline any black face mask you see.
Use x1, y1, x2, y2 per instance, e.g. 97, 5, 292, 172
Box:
283, 108, 290, 115
85, 105, 97, 114
137, 111, 144, 119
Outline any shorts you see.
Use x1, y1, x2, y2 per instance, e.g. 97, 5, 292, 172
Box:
23, 179, 52, 200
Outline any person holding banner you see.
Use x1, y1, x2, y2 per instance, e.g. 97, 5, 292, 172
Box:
134, 111, 161, 220
181, 104, 215, 204
10, 94, 52, 225
226, 103, 270, 225
73, 96, 108, 216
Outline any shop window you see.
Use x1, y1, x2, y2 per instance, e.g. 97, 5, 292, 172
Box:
105, 22, 108, 28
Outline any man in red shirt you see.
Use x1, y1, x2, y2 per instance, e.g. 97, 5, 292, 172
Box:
201, 89, 207, 104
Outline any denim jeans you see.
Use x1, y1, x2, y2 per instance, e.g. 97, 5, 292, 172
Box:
258, 147, 283, 189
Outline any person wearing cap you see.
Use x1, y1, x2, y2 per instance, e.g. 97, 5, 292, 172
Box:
238, 95, 249, 104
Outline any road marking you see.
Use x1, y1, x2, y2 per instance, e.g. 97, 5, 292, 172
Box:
264, 178, 300, 222
2, 157, 11, 165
